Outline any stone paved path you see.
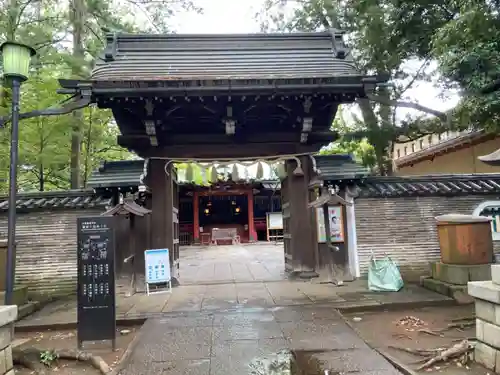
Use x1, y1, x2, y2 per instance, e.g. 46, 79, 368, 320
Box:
17, 280, 450, 329
118, 305, 403, 375
16, 243, 452, 374
179, 243, 286, 285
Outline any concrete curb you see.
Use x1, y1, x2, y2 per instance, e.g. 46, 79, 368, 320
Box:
337, 298, 456, 314
15, 317, 146, 333
108, 324, 147, 375
375, 349, 420, 375
14, 297, 455, 332
340, 313, 419, 375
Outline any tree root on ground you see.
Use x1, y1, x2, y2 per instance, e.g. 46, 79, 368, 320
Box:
447, 321, 475, 330
415, 321, 475, 336
415, 340, 472, 371
13, 347, 111, 375
388, 345, 445, 357
389, 340, 473, 371
451, 316, 475, 323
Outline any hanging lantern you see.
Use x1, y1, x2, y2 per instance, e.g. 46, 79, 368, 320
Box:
277, 163, 286, 179
256, 161, 264, 180
293, 161, 304, 176
232, 164, 239, 181
211, 166, 218, 183
185, 163, 194, 182
201, 166, 207, 184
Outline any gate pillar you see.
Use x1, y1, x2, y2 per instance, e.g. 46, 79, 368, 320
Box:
286, 156, 318, 278
149, 159, 178, 284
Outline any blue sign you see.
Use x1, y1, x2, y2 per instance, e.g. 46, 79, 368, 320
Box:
145, 249, 171, 284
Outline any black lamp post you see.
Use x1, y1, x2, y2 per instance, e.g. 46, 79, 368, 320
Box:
1, 41, 36, 305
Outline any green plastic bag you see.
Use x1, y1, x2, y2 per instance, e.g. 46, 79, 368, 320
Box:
368, 253, 404, 292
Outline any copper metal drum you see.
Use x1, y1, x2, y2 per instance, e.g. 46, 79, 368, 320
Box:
435, 214, 493, 265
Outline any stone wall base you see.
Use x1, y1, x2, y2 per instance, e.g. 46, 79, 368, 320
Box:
432, 262, 492, 285
469, 265, 500, 372
0, 306, 17, 375
475, 341, 500, 372
423, 262, 494, 303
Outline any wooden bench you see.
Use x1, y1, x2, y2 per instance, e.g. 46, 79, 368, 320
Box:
211, 228, 240, 245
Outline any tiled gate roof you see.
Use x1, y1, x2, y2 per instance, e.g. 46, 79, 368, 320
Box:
88, 160, 145, 190
315, 154, 369, 180
356, 174, 500, 198
91, 31, 358, 81
0, 190, 111, 212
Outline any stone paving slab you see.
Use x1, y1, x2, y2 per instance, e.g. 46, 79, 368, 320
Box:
180, 244, 286, 285
16, 280, 452, 329
117, 306, 401, 375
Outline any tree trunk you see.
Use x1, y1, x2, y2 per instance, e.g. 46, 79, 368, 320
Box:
1, 0, 19, 107
6, 0, 18, 40
376, 87, 394, 175
39, 166, 44, 191
70, 0, 86, 189
82, 108, 93, 188
357, 98, 392, 175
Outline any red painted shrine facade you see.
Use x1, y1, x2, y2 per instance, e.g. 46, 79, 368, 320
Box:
88, 160, 281, 246
179, 181, 280, 244
189, 187, 258, 244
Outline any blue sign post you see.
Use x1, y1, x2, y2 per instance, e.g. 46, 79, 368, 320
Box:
144, 248, 172, 295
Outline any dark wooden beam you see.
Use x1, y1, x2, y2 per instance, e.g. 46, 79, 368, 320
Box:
118, 131, 338, 146
130, 142, 324, 159
90, 83, 366, 98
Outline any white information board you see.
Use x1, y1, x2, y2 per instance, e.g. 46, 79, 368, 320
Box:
316, 206, 344, 243
144, 248, 172, 295
267, 212, 283, 230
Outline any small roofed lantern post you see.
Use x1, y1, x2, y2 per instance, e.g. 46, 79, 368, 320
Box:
102, 199, 151, 296
308, 185, 351, 284
1, 41, 36, 305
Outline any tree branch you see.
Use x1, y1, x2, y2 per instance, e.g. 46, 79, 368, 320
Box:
84, 22, 103, 44
396, 58, 431, 98
366, 94, 448, 122
0, 95, 91, 127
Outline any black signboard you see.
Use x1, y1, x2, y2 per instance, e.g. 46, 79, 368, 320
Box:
77, 216, 116, 349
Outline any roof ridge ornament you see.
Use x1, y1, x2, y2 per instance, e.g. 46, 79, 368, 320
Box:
329, 28, 348, 59
104, 33, 117, 62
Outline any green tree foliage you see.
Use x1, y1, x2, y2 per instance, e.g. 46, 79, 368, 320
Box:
431, 1, 500, 131
256, 0, 467, 175
320, 110, 376, 170
0, 0, 201, 192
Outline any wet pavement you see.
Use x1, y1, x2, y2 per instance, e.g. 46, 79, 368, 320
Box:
15, 244, 453, 374
179, 243, 286, 285
118, 305, 403, 375
17, 280, 451, 329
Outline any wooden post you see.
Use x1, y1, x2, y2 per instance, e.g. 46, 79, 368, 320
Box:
129, 215, 136, 294
247, 190, 256, 242
149, 159, 176, 283
150, 159, 167, 249
193, 191, 200, 244
266, 213, 270, 242
287, 156, 317, 278
164, 163, 175, 278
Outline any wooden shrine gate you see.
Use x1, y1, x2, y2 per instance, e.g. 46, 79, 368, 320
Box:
15, 31, 385, 285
